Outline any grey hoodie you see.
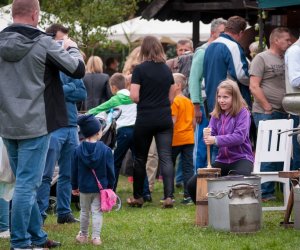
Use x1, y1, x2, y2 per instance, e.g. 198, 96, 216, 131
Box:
0, 24, 85, 139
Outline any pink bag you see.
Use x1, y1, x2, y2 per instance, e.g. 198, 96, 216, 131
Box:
92, 169, 117, 212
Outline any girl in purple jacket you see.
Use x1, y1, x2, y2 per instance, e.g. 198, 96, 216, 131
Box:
187, 79, 254, 203
203, 79, 254, 176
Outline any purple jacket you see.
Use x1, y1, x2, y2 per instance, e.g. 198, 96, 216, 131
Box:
209, 107, 254, 164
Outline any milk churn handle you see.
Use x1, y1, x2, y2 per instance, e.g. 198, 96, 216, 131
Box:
228, 183, 258, 188
291, 178, 300, 187
207, 191, 229, 199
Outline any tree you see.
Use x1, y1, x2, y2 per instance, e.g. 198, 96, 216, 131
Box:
40, 0, 141, 55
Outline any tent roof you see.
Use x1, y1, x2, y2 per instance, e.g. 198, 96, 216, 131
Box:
258, 0, 300, 8
107, 16, 211, 44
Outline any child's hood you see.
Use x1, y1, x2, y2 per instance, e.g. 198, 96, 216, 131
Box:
78, 141, 107, 169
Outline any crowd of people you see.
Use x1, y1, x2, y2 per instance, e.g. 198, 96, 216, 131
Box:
1, 0, 300, 249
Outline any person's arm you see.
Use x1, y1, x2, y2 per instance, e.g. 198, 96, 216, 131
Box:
88, 95, 120, 115
286, 46, 300, 88
106, 148, 115, 189
225, 44, 249, 86
61, 73, 87, 103
189, 50, 205, 124
45, 37, 85, 79
130, 84, 140, 103
249, 76, 272, 113
169, 84, 176, 104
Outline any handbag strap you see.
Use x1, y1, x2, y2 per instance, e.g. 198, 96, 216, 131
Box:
91, 169, 104, 190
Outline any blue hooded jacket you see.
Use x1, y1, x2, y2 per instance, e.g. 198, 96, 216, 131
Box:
71, 141, 115, 193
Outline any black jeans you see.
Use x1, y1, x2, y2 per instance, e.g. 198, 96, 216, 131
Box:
187, 159, 253, 204
172, 144, 194, 197
133, 122, 173, 199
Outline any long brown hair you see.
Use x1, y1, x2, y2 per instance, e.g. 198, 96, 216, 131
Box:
139, 36, 166, 63
211, 79, 248, 119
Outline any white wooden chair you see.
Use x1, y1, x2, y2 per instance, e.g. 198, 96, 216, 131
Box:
252, 119, 294, 211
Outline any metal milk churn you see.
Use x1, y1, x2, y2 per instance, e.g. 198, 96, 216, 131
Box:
228, 183, 261, 233
294, 184, 300, 230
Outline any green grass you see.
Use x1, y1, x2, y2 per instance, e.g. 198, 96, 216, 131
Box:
1, 177, 300, 250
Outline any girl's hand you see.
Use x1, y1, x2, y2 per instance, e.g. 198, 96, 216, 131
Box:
72, 189, 80, 196
204, 135, 216, 145
203, 127, 211, 138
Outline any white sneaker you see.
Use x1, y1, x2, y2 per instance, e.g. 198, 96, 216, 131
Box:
92, 237, 102, 246
0, 230, 10, 238
75, 231, 88, 244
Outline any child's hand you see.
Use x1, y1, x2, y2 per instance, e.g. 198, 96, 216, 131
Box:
203, 127, 211, 138
72, 189, 80, 196
204, 135, 216, 145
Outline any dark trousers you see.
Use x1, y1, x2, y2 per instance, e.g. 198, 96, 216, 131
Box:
172, 144, 194, 197
133, 122, 173, 199
187, 159, 253, 204
113, 126, 150, 196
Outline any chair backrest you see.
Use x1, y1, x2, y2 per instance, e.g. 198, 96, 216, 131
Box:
253, 119, 294, 173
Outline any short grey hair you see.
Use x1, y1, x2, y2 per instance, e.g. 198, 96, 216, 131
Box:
210, 18, 227, 33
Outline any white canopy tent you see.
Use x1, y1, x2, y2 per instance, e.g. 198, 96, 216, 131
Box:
107, 16, 211, 44
0, 4, 55, 31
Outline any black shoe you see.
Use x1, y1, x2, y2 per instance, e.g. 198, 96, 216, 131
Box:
34, 239, 61, 248
57, 213, 79, 224
143, 195, 152, 203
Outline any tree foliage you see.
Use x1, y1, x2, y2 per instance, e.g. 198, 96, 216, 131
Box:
40, 0, 140, 53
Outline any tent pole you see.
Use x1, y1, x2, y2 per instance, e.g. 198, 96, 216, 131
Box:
192, 19, 200, 48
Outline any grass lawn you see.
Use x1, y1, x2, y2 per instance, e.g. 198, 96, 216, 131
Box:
1, 176, 300, 250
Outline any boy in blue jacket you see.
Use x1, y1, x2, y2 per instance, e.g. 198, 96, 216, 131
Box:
71, 114, 115, 246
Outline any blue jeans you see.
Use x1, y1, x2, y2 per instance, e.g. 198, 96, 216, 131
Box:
37, 127, 78, 217
172, 144, 195, 197
0, 198, 9, 232
253, 111, 288, 198
3, 135, 50, 248
193, 105, 209, 169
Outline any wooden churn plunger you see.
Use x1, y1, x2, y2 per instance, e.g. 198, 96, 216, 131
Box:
195, 127, 221, 226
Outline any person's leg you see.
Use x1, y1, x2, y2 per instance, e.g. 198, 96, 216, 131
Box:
145, 138, 158, 192
132, 125, 153, 199
4, 135, 50, 248
155, 126, 174, 200
90, 193, 102, 242
56, 127, 79, 218
172, 146, 181, 196
36, 133, 60, 219
79, 193, 91, 236
113, 127, 133, 191
0, 198, 9, 236
187, 174, 197, 204
181, 144, 195, 199
193, 106, 209, 169
175, 155, 183, 187
229, 159, 253, 176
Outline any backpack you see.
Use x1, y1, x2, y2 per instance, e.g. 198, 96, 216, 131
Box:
91, 169, 117, 212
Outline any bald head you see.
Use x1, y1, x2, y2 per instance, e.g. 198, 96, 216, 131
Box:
12, 0, 40, 26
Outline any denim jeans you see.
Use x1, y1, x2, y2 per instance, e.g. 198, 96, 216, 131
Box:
3, 135, 50, 248
172, 144, 195, 197
0, 198, 9, 232
37, 127, 79, 217
290, 115, 300, 170
79, 193, 102, 239
133, 122, 173, 199
253, 111, 288, 198
113, 126, 150, 197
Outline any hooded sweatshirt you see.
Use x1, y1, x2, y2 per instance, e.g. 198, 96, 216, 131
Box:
0, 24, 85, 139
209, 107, 254, 164
71, 141, 115, 193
